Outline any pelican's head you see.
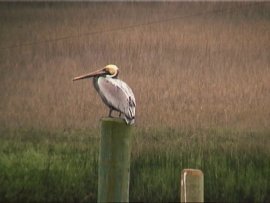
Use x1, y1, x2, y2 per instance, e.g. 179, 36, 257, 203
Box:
73, 64, 119, 81
103, 64, 119, 78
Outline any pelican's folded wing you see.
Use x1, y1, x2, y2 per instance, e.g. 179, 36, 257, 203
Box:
97, 77, 136, 123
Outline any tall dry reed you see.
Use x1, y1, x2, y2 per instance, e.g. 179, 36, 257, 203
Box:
0, 2, 269, 130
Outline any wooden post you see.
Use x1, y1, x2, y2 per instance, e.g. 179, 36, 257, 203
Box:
180, 169, 204, 203
98, 117, 132, 203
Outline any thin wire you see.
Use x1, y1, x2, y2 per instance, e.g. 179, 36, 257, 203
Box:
0, 2, 259, 51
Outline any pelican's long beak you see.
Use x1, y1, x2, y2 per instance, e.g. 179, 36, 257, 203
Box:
73, 68, 106, 81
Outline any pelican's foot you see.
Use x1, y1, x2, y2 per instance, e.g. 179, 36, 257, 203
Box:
108, 108, 113, 117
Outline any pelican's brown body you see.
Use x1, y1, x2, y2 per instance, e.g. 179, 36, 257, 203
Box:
73, 65, 136, 125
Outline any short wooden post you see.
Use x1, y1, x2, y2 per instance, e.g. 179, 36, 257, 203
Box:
180, 169, 204, 203
98, 117, 132, 203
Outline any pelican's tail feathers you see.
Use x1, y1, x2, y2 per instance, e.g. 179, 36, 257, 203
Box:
124, 116, 135, 125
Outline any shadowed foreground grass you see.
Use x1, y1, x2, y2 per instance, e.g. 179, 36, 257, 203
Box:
0, 127, 269, 202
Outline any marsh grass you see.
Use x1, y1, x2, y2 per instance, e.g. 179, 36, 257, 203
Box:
0, 2, 270, 202
0, 128, 99, 202
0, 2, 269, 130
0, 128, 269, 202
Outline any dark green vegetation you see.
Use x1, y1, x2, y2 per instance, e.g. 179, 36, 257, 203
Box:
0, 128, 269, 202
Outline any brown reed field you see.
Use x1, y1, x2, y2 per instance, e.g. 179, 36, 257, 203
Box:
1, 1, 269, 130
0, 2, 270, 202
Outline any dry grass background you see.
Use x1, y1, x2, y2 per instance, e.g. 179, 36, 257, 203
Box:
0, 2, 269, 130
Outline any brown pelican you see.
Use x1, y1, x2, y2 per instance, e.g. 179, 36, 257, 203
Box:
73, 64, 136, 125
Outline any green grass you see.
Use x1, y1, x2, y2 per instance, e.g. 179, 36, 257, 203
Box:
0, 128, 99, 202
0, 127, 269, 202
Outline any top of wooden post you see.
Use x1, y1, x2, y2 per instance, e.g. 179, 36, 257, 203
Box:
181, 169, 203, 177
100, 117, 126, 124
100, 117, 132, 133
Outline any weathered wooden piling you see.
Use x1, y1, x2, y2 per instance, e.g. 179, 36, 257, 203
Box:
98, 117, 132, 203
180, 169, 204, 203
